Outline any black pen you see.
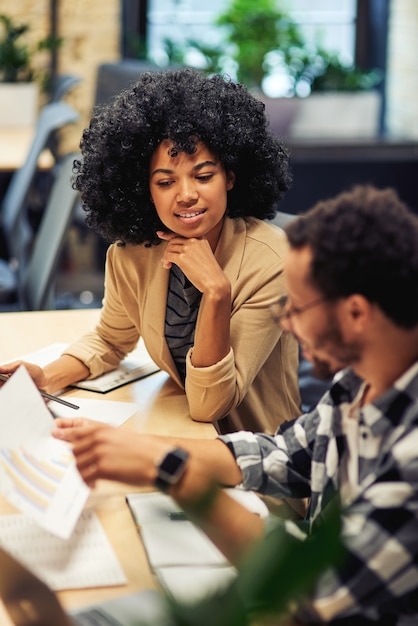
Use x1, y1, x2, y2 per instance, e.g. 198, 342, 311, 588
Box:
0, 373, 79, 410
168, 511, 188, 521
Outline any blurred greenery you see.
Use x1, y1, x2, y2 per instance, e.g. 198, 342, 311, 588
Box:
0, 13, 62, 87
162, 0, 381, 97
216, 0, 296, 88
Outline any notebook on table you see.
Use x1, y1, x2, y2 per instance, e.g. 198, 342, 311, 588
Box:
126, 489, 269, 605
0, 545, 173, 626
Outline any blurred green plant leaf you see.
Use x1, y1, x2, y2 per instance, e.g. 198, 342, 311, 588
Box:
0, 13, 62, 86
162, 0, 382, 96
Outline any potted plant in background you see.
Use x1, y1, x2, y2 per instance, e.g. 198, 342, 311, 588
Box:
0, 13, 61, 127
163, 0, 382, 140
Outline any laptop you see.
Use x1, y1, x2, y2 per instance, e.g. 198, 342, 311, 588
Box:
0, 545, 174, 626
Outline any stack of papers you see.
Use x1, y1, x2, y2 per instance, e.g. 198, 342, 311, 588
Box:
126, 490, 269, 604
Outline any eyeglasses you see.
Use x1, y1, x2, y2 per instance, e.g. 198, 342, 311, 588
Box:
270, 294, 328, 325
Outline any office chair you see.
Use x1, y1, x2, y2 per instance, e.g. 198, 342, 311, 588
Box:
0, 153, 80, 312
270, 210, 297, 230
51, 74, 82, 102
0, 101, 79, 305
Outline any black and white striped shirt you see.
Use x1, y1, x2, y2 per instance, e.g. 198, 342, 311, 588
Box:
165, 264, 202, 382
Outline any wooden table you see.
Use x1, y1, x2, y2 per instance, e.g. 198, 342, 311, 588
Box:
0, 309, 217, 623
0, 127, 54, 172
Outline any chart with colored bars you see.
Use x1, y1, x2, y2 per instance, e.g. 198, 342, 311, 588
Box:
0, 366, 90, 538
0, 440, 89, 539
0, 446, 71, 513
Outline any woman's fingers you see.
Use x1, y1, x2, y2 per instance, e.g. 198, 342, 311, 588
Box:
0, 361, 47, 389
156, 230, 175, 241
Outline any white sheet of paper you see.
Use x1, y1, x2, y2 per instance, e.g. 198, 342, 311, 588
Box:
52, 397, 139, 426
4, 342, 69, 368
0, 365, 53, 449
0, 509, 127, 590
0, 367, 89, 539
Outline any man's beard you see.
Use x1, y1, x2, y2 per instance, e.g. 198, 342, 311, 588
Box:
304, 316, 362, 381
311, 355, 336, 381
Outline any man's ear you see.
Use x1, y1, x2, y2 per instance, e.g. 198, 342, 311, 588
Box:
226, 171, 236, 191
345, 294, 371, 328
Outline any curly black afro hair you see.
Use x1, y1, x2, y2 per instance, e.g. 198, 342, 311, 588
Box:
73, 68, 292, 246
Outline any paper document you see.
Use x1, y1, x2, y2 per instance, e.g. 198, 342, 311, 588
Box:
0, 509, 127, 590
51, 396, 139, 426
0, 366, 89, 539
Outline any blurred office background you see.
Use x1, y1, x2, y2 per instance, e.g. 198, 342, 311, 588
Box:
0, 0, 417, 310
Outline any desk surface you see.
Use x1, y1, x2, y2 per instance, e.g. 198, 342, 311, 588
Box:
0, 126, 54, 171
0, 309, 217, 623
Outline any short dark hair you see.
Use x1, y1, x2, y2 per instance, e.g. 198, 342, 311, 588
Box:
285, 185, 418, 329
73, 68, 291, 246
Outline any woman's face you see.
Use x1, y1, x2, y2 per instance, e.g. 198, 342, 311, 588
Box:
149, 140, 235, 248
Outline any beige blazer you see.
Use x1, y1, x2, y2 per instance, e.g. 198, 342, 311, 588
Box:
64, 217, 301, 434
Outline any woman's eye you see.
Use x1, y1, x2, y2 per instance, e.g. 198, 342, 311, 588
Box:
196, 173, 213, 182
156, 180, 173, 187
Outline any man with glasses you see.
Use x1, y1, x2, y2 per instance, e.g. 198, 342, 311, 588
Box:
53, 185, 418, 624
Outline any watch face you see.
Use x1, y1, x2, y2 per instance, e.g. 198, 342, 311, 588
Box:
157, 448, 189, 488
160, 454, 185, 477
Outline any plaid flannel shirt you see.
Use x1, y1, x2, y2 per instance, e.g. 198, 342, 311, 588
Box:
219, 362, 418, 625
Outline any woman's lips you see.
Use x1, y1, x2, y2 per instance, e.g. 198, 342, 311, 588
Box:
175, 209, 206, 225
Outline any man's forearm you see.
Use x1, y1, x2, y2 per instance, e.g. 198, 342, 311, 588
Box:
171, 447, 263, 565
172, 437, 243, 487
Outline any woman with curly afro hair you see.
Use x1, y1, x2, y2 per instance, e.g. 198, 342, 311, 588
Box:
12, 69, 301, 433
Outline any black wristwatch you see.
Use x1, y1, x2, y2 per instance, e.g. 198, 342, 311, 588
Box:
155, 447, 190, 493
